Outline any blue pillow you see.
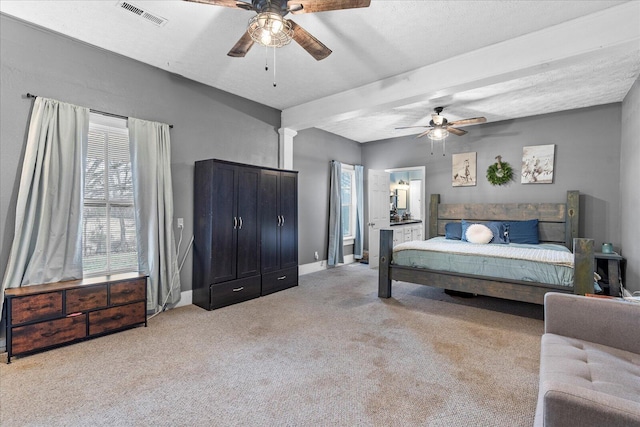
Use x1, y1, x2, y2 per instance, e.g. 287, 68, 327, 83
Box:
487, 221, 509, 244
445, 222, 462, 240
505, 219, 539, 244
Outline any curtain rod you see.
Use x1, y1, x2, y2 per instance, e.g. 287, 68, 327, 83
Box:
25, 93, 174, 129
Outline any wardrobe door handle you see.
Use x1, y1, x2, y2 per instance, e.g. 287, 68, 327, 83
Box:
233, 217, 238, 229
238, 217, 243, 229
277, 215, 282, 226
281, 216, 285, 226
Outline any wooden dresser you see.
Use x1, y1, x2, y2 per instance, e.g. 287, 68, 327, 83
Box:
4, 272, 147, 363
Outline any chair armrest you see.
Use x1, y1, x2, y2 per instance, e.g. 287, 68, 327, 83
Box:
542, 381, 640, 427
544, 292, 640, 354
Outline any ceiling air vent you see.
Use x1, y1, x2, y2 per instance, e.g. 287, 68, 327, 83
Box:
118, 1, 168, 27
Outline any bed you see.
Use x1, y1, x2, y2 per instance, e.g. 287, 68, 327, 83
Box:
378, 191, 594, 305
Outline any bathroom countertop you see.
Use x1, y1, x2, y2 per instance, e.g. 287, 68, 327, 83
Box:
390, 219, 422, 226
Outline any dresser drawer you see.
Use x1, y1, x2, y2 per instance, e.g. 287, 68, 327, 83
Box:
11, 291, 63, 325
88, 301, 146, 335
209, 275, 261, 310
11, 314, 87, 354
261, 267, 298, 296
110, 278, 146, 305
66, 285, 108, 313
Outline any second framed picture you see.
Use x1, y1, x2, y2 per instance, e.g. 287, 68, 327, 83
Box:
452, 152, 476, 187
521, 144, 555, 184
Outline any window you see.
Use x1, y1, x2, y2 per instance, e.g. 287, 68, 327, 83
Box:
341, 164, 357, 242
82, 113, 138, 276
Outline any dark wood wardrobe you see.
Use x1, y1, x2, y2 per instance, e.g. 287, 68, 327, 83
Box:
192, 159, 298, 310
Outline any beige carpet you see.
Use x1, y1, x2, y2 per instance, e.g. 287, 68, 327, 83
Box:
0, 264, 544, 426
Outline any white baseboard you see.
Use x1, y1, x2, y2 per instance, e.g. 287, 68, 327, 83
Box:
299, 255, 356, 275
175, 290, 192, 308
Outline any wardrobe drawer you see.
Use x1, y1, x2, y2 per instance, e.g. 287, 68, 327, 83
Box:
89, 301, 146, 335
66, 285, 108, 313
11, 291, 63, 325
11, 314, 87, 355
110, 278, 146, 305
261, 267, 298, 296
209, 276, 261, 310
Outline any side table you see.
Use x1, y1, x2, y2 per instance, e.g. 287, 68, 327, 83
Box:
594, 252, 625, 297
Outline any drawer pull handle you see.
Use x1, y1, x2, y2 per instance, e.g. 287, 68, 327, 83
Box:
232, 287, 244, 292
277, 276, 287, 280
41, 330, 60, 338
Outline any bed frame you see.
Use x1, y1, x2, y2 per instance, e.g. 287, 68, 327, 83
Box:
378, 191, 594, 305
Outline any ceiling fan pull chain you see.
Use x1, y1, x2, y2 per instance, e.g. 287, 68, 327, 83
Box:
265, 45, 269, 71
273, 46, 277, 87
443, 137, 446, 156
430, 139, 434, 155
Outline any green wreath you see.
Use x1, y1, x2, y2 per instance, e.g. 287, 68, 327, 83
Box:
486, 156, 513, 186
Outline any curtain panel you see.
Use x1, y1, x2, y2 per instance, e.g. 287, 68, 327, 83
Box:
1, 97, 88, 315
327, 160, 343, 266
354, 165, 364, 259
128, 118, 181, 311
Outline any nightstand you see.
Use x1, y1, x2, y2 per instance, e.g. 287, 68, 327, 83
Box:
594, 252, 625, 297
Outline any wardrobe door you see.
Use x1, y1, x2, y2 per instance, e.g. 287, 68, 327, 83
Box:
236, 166, 261, 279
279, 171, 298, 269
260, 169, 280, 274
210, 162, 238, 284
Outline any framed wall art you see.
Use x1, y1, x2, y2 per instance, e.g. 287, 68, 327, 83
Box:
452, 152, 476, 187
521, 144, 555, 184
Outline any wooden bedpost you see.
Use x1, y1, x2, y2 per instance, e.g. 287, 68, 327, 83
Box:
565, 191, 579, 248
379, 229, 394, 298
573, 238, 594, 295
429, 194, 440, 238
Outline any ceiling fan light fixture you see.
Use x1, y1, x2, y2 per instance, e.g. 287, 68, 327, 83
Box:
248, 12, 293, 48
428, 127, 449, 140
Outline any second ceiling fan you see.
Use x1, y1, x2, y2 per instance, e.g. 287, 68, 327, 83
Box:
186, 0, 371, 60
397, 107, 487, 140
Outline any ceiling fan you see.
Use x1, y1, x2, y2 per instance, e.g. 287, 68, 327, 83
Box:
397, 107, 487, 140
185, 0, 371, 61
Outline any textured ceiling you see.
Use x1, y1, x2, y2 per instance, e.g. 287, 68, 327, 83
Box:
1, 0, 639, 143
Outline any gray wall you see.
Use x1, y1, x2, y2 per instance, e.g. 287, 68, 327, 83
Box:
362, 104, 623, 256
0, 15, 281, 296
621, 77, 640, 292
293, 128, 362, 265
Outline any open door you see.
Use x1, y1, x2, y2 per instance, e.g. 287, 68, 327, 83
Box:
367, 169, 390, 269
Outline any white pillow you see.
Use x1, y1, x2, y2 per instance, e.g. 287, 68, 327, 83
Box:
465, 223, 494, 244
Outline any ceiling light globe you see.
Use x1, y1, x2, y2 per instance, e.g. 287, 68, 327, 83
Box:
248, 12, 293, 48
428, 128, 449, 140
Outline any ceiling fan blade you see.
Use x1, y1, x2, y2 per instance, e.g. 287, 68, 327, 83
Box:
416, 129, 432, 139
395, 126, 432, 130
289, 20, 332, 60
446, 127, 468, 136
288, 0, 371, 14
227, 31, 255, 57
183, 0, 253, 10
448, 117, 487, 127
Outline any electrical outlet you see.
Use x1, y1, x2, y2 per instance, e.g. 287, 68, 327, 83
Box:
177, 218, 184, 229
314, 251, 319, 260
